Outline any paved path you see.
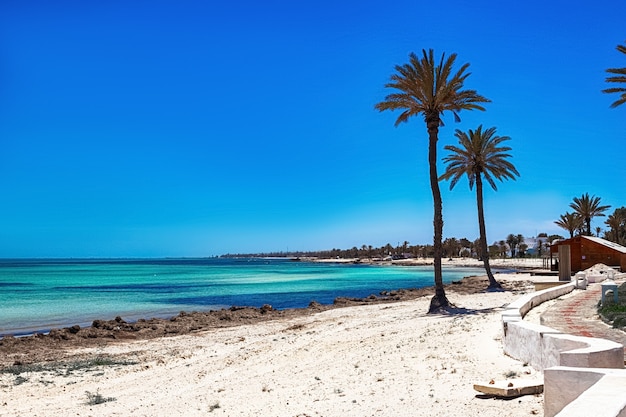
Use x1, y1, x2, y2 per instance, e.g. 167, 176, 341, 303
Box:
540, 282, 626, 355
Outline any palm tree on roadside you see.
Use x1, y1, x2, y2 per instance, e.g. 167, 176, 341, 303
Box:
375, 49, 489, 312
440, 125, 519, 289
554, 212, 583, 238
602, 41, 626, 108
569, 193, 611, 236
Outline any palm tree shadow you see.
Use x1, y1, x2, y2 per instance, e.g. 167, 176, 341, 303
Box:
431, 303, 508, 316
485, 285, 506, 293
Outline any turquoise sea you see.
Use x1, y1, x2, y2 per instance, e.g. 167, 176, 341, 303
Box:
0, 258, 489, 336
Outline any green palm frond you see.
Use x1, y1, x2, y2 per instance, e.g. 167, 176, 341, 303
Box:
569, 193, 611, 235
570, 193, 611, 219
555, 212, 583, 237
603, 41, 626, 108
375, 49, 490, 127
439, 125, 519, 191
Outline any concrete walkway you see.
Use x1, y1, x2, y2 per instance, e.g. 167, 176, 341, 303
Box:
540, 282, 626, 357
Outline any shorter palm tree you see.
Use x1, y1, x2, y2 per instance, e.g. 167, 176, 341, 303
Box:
440, 125, 519, 289
603, 41, 626, 108
506, 234, 519, 258
569, 193, 611, 236
555, 212, 583, 238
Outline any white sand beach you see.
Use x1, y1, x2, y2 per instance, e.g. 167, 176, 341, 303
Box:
0, 273, 544, 417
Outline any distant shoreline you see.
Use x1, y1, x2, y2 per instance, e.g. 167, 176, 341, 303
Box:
307, 256, 548, 270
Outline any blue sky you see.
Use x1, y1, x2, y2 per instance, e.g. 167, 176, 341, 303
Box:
1, 0, 625, 258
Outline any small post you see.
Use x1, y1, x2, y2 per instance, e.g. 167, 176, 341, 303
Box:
558, 245, 571, 281
601, 280, 619, 305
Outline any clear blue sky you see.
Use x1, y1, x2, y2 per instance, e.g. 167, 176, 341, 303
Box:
1, 0, 625, 258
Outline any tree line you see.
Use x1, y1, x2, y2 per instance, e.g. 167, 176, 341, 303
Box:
221, 233, 557, 261
555, 192, 625, 245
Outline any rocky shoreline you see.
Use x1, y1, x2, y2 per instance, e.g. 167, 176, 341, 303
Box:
0, 274, 531, 367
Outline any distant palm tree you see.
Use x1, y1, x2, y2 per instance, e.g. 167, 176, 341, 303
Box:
605, 211, 625, 245
602, 41, 626, 108
506, 234, 518, 258
498, 240, 507, 259
375, 49, 489, 312
554, 212, 583, 238
569, 193, 611, 236
440, 125, 519, 289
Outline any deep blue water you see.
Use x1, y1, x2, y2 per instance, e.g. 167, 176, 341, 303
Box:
0, 258, 488, 336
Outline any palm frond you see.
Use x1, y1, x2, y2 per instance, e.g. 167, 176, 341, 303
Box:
375, 48, 489, 129
440, 125, 519, 192
603, 41, 626, 107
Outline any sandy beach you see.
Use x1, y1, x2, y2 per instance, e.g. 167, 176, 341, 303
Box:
0, 271, 545, 417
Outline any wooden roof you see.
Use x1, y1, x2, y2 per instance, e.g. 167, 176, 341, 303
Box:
551, 236, 626, 254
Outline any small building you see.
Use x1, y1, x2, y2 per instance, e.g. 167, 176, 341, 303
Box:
550, 236, 626, 273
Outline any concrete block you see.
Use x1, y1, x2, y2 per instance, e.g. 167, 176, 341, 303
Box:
503, 321, 563, 370
473, 379, 543, 397
545, 367, 626, 417
544, 367, 605, 417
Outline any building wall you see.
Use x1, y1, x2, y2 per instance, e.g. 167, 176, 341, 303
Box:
551, 237, 624, 273
580, 239, 622, 271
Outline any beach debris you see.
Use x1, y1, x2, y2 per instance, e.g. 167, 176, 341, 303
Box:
474, 379, 543, 397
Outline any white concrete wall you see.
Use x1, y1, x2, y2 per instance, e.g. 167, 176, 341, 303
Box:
501, 282, 626, 417
504, 282, 575, 319
503, 321, 564, 370
502, 282, 623, 372
545, 367, 626, 417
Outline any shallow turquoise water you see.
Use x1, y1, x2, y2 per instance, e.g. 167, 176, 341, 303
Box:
0, 258, 488, 335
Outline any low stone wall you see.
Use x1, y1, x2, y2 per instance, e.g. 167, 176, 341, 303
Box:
501, 282, 626, 417
545, 367, 626, 417
504, 321, 624, 371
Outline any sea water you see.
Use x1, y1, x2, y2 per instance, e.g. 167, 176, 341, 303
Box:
0, 258, 488, 336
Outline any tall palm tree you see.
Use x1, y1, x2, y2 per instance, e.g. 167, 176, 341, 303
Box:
569, 193, 611, 236
440, 126, 519, 289
375, 49, 489, 312
602, 41, 626, 108
554, 212, 583, 238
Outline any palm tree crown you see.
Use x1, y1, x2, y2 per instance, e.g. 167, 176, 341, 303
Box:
440, 125, 519, 191
375, 50, 490, 128
375, 49, 489, 311
554, 212, 583, 238
440, 125, 519, 288
569, 193, 611, 236
602, 41, 626, 108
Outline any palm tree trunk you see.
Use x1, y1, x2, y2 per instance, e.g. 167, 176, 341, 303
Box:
476, 175, 501, 289
426, 117, 449, 312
